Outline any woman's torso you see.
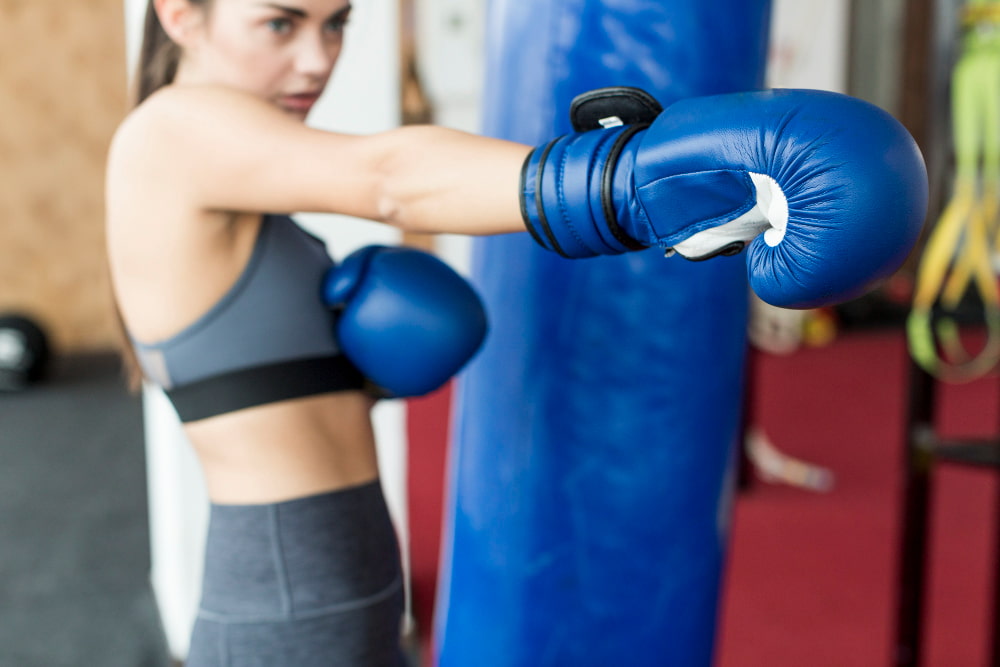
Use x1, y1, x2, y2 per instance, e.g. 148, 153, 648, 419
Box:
106, 110, 379, 505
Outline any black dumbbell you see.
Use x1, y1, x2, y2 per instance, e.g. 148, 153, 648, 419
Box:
0, 314, 51, 391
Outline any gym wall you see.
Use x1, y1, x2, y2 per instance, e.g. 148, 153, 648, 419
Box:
0, 0, 128, 351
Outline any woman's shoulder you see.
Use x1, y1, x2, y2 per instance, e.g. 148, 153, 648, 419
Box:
111, 85, 265, 160
106, 85, 290, 214
140, 83, 270, 118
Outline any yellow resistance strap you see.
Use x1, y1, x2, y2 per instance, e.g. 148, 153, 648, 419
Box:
908, 0, 1000, 382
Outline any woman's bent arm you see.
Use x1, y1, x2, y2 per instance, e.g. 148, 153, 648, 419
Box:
108, 84, 531, 235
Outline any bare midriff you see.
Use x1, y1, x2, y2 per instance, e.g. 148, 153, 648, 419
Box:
182, 390, 380, 504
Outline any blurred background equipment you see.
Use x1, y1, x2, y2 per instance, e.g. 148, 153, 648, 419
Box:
896, 1, 1000, 666
0, 313, 51, 391
907, 0, 1000, 383
744, 294, 836, 494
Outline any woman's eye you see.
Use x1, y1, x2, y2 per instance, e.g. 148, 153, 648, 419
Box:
324, 16, 349, 34
267, 17, 293, 34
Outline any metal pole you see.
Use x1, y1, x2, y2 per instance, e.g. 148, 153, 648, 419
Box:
894, 363, 937, 667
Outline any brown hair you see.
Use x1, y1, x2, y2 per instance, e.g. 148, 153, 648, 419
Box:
114, 0, 211, 391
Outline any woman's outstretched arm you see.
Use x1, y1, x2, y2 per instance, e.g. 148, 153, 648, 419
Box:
108, 84, 531, 235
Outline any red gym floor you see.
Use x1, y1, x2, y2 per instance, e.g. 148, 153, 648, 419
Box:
407, 330, 999, 666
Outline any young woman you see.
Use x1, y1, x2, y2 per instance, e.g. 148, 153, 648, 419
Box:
108, 0, 530, 664
108, 0, 925, 663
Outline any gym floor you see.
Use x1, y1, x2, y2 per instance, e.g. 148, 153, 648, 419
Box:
0, 353, 170, 667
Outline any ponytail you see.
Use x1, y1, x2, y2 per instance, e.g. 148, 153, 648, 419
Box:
134, 0, 184, 106
114, 0, 204, 391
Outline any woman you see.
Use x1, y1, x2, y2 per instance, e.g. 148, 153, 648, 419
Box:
108, 0, 529, 664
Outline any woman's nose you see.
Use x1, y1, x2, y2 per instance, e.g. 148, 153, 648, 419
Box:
296, 32, 340, 77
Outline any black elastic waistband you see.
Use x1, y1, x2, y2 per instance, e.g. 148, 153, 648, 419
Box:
167, 354, 366, 423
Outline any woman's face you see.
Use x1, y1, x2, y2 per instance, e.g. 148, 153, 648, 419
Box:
181, 0, 352, 119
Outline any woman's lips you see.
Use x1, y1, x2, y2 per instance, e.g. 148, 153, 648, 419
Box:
280, 93, 320, 112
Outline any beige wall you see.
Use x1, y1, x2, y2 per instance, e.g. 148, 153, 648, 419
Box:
0, 0, 128, 351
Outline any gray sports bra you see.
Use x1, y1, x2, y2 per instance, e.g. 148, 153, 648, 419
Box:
131, 215, 364, 422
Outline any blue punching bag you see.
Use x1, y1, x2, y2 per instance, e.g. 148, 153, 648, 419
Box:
436, 2, 772, 666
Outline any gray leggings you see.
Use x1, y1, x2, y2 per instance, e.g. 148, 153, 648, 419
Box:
186, 480, 407, 667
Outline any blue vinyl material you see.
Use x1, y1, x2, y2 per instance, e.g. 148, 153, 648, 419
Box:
435, 2, 772, 665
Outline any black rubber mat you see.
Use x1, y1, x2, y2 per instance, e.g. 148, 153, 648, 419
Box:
0, 352, 170, 667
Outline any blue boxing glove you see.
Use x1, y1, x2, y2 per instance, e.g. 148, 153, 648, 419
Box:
322, 245, 488, 398
520, 87, 929, 309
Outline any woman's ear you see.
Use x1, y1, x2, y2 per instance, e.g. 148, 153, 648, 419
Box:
153, 0, 203, 48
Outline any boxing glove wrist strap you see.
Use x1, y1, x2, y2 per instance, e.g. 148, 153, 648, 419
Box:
519, 124, 650, 258
519, 87, 663, 258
